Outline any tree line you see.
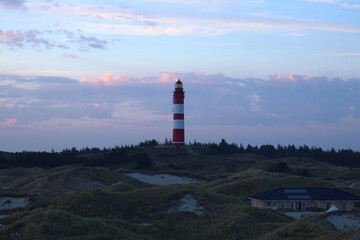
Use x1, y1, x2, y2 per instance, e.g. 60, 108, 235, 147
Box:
206, 139, 360, 168
0, 139, 359, 169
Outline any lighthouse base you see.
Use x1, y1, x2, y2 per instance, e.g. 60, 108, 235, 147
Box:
172, 142, 185, 146
172, 129, 185, 145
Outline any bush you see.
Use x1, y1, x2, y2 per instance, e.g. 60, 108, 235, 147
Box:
266, 162, 290, 173
133, 153, 153, 169
299, 169, 310, 177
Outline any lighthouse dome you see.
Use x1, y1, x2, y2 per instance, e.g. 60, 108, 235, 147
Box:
175, 79, 183, 88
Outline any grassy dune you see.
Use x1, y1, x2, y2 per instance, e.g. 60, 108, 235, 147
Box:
0, 147, 359, 239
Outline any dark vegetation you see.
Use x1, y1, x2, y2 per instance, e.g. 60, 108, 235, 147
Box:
0, 139, 360, 240
1, 138, 359, 169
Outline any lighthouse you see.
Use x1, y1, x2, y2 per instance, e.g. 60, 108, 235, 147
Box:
172, 79, 185, 146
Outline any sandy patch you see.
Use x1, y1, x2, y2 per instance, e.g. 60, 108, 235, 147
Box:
166, 194, 205, 216
0, 197, 29, 210
284, 212, 322, 219
326, 213, 360, 231
124, 173, 198, 185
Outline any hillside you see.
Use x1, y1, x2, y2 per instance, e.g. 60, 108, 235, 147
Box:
0, 145, 359, 240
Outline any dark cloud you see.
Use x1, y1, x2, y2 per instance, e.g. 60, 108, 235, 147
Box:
1, 73, 360, 128
0, 0, 24, 9
0, 29, 55, 50
1, 73, 360, 151
78, 36, 108, 49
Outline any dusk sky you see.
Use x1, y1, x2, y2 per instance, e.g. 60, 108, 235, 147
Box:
1, 0, 360, 151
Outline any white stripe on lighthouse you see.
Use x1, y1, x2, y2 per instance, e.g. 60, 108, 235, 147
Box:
173, 119, 184, 129
173, 104, 184, 114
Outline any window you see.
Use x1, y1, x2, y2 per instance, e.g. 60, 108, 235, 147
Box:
342, 203, 346, 210
284, 189, 307, 194
273, 202, 276, 207
287, 195, 311, 200
267, 202, 271, 207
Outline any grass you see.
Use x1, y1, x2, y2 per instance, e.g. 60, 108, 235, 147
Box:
0, 149, 359, 240
1, 182, 291, 240
204, 169, 331, 199
0, 209, 151, 240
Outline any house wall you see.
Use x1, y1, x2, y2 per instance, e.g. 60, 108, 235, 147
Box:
250, 199, 357, 211
251, 199, 265, 208
317, 201, 354, 210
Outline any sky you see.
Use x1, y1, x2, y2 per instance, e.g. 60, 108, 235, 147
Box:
0, 0, 360, 152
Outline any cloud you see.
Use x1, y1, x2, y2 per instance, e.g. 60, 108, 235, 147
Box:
327, 53, 360, 56
22, 1, 360, 37
0, 77, 40, 90
2, 72, 360, 129
154, 72, 178, 83
0, 0, 24, 9
341, 3, 360, 9
25, 1, 157, 27
78, 36, 108, 49
0, 29, 111, 51
304, 0, 360, 9
80, 72, 132, 85
77, 14, 360, 36
288, 32, 307, 37
14, 70, 87, 77
269, 73, 309, 82
62, 53, 80, 59
80, 72, 184, 85
0, 96, 41, 108
249, 93, 261, 112
111, 100, 169, 123
0, 118, 17, 126
142, 0, 264, 4
0, 29, 54, 49
1, 73, 360, 150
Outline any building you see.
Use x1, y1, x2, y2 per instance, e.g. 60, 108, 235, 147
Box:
249, 188, 360, 211
172, 79, 185, 146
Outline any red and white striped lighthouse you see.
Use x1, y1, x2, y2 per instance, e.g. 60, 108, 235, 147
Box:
172, 79, 185, 146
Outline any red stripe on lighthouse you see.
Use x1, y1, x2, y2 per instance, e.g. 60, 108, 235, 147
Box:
173, 114, 184, 120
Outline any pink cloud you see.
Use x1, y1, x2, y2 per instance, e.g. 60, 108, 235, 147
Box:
0, 118, 18, 126
80, 71, 227, 86
80, 72, 181, 85
270, 73, 309, 82
0, 30, 25, 47
156, 72, 178, 83
90, 103, 101, 108
80, 72, 131, 85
